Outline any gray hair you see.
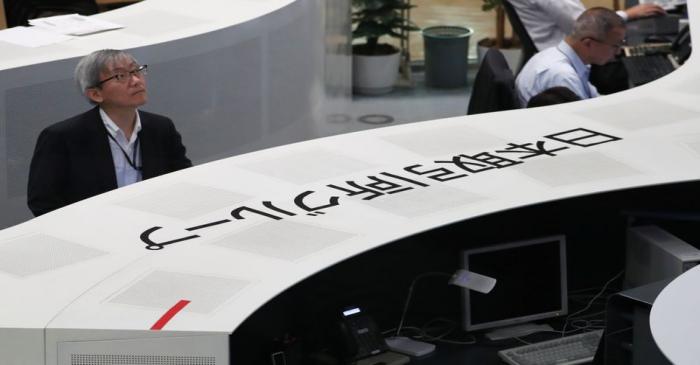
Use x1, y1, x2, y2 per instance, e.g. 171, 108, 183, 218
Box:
571, 7, 625, 41
74, 49, 139, 102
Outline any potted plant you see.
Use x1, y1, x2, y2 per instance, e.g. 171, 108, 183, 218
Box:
477, 0, 522, 72
352, 0, 418, 95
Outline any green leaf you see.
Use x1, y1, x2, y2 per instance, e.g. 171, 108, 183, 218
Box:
352, 0, 418, 43
481, 0, 502, 11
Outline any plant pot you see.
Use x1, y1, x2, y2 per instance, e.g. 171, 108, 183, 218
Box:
477, 37, 523, 74
352, 46, 401, 95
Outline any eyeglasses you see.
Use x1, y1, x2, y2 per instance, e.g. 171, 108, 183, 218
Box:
588, 37, 626, 50
94, 64, 148, 87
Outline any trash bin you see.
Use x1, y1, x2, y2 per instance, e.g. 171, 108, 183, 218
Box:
422, 26, 474, 88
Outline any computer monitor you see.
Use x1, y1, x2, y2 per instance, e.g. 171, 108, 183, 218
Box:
461, 235, 568, 336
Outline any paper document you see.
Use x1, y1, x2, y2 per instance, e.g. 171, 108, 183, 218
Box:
29, 14, 123, 36
0, 26, 74, 47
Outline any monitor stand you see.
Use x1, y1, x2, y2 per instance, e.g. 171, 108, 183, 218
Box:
485, 323, 554, 341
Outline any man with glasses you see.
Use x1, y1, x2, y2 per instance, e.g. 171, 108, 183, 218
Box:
507, 0, 664, 52
515, 8, 626, 106
27, 49, 192, 216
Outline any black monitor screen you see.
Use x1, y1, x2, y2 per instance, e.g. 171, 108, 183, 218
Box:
462, 235, 567, 331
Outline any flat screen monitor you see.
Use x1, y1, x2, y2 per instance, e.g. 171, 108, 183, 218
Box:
461, 235, 568, 332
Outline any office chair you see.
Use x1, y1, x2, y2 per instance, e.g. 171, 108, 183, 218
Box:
467, 48, 519, 115
4, 0, 98, 27
501, 0, 539, 73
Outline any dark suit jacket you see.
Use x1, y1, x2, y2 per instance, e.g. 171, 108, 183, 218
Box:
27, 107, 192, 216
467, 48, 519, 115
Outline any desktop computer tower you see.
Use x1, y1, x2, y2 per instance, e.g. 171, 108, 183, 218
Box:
53, 331, 229, 365
605, 280, 672, 365
0, 327, 229, 365
624, 225, 700, 288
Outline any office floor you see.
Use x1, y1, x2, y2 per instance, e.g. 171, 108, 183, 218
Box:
326, 63, 477, 137
338, 0, 488, 133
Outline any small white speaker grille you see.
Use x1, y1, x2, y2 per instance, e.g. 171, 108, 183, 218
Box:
686, 141, 700, 155
71, 354, 215, 365
109, 270, 247, 313
210, 220, 355, 260
239, 148, 374, 184
361, 184, 485, 218
0, 234, 106, 277
515, 151, 641, 187
575, 98, 698, 130
382, 126, 505, 157
116, 183, 249, 219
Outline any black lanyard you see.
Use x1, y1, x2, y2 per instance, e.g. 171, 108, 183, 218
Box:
106, 132, 142, 171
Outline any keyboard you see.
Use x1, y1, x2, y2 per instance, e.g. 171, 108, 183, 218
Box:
623, 43, 672, 58
622, 54, 677, 86
497, 329, 603, 365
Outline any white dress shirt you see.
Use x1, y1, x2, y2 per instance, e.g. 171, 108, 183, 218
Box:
515, 40, 599, 106
100, 108, 143, 188
508, 0, 628, 51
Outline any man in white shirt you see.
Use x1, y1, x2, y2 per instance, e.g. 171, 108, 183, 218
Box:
507, 0, 664, 51
515, 8, 626, 106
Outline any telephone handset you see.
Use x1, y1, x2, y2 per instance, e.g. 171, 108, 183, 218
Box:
671, 24, 691, 63
671, 24, 690, 49
337, 306, 388, 361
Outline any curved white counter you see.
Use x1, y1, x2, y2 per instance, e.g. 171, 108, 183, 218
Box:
650, 265, 700, 364
0, 0, 296, 70
0, 2, 698, 365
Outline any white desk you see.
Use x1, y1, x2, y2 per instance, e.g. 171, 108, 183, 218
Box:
650, 265, 700, 364
0, 2, 698, 365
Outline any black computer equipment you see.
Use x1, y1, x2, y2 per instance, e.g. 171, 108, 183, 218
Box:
638, 14, 683, 36
337, 306, 388, 361
625, 0, 687, 12
622, 24, 691, 86
460, 235, 568, 339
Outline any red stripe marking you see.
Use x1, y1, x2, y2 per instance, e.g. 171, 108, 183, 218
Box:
151, 299, 190, 330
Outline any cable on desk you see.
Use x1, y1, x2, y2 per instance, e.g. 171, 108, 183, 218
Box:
419, 317, 477, 345
394, 272, 452, 337
561, 270, 624, 336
